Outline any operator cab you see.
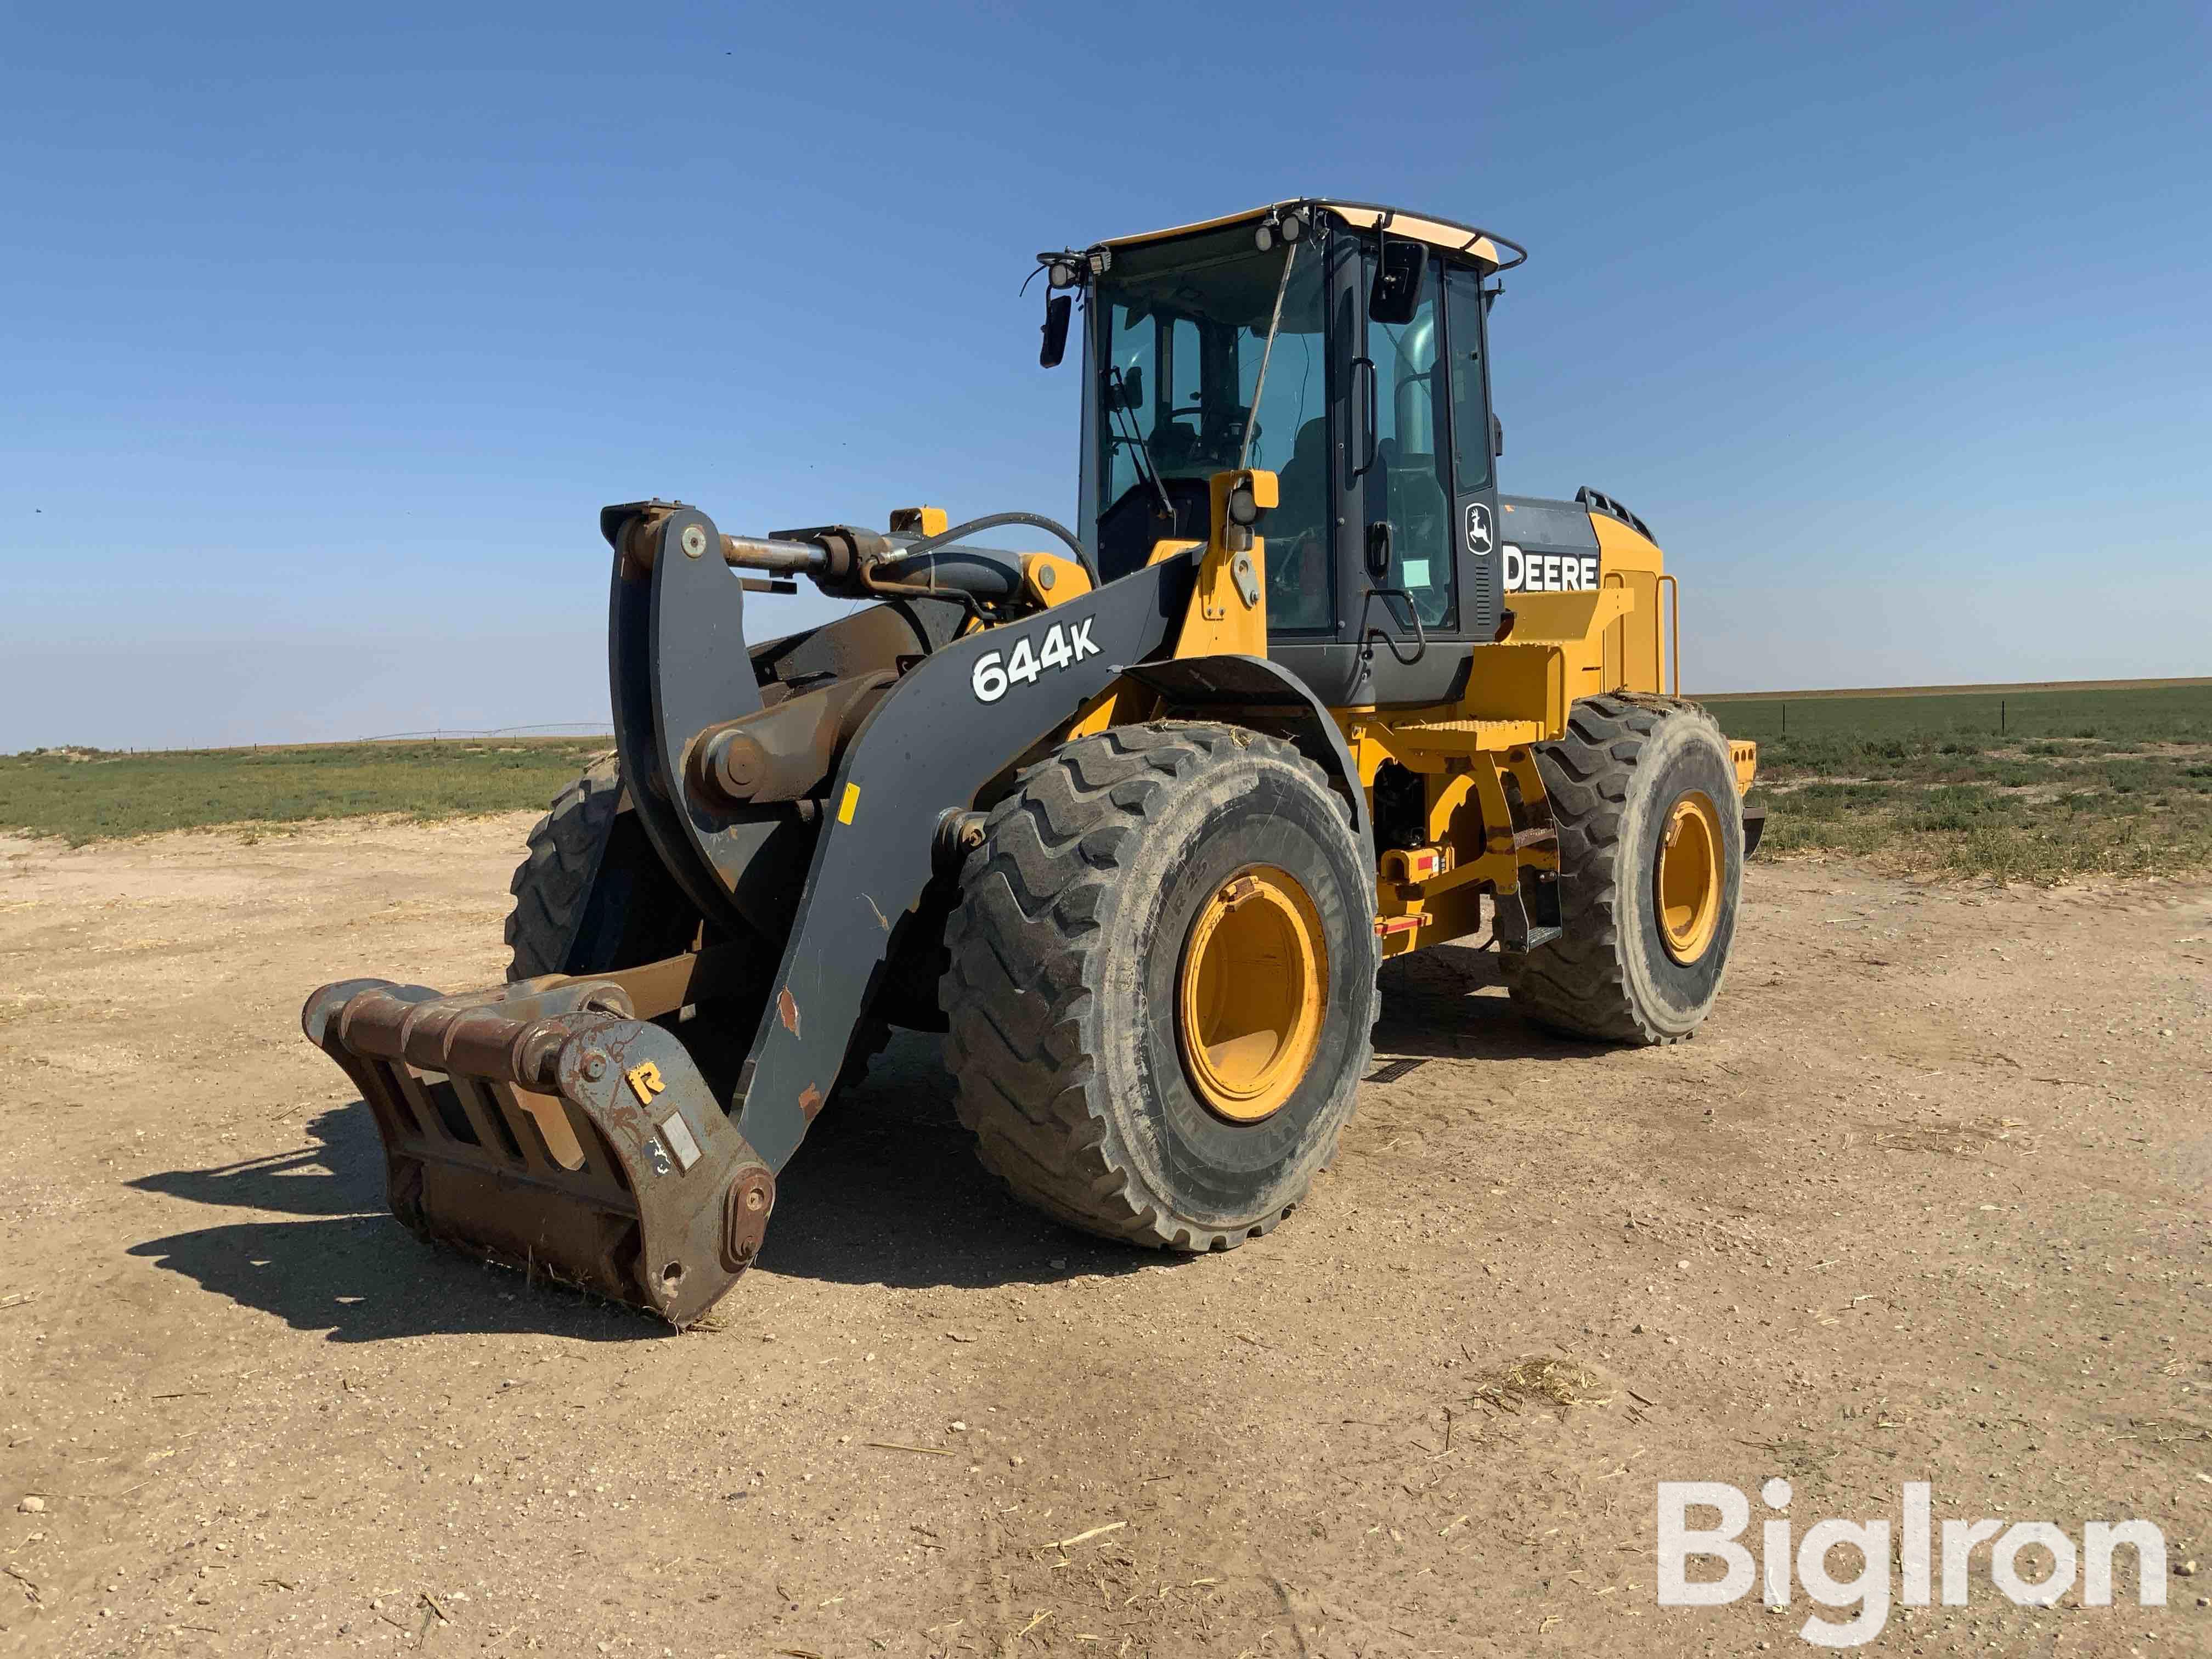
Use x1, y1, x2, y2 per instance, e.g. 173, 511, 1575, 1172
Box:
1045, 200, 1526, 708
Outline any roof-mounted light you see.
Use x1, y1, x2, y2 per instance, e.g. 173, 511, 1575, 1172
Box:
1255, 208, 1308, 253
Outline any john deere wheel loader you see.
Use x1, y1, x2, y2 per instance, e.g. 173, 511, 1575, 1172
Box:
304, 200, 1764, 1325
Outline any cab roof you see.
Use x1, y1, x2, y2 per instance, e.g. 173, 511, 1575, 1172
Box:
1094, 199, 1527, 272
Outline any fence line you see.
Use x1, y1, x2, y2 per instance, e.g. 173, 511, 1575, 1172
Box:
352, 722, 615, 742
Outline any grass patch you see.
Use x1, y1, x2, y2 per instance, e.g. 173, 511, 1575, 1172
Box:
1466, 1353, 1616, 1415
1734, 684, 2212, 881
0, 739, 611, 845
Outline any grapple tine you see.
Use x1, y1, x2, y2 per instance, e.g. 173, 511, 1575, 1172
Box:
301, 977, 773, 1327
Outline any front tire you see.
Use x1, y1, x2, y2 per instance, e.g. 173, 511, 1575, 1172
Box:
503, 757, 704, 984
1503, 695, 1743, 1044
505, 759, 888, 1097
941, 723, 1377, 1250
505, 759, 626, 981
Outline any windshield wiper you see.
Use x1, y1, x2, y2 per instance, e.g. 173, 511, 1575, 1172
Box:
1107, 364, 1176, 523
1237, 238, 1301, 471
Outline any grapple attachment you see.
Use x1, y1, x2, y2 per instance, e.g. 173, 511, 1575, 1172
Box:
302, 971, 774, 1327
298, 496, 1205, 1324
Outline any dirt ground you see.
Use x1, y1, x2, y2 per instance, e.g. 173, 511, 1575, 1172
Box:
3, 819, 2209, 1657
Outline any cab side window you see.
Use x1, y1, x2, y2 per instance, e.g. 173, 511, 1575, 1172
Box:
1444, 268, 1492, 494
1102, 302, 1160, 513
1251, 250, 1334, 631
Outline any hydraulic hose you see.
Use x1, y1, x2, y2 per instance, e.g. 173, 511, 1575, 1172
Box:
895, 512, 1097, 589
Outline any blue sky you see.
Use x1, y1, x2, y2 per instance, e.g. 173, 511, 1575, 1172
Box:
3, 2, 2207, 750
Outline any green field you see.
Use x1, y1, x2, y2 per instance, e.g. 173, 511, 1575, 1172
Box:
0, 738, 611, 845
1711, 682, 2212, 881
7, 681, 2211, 883
1705, 680, 2212, 742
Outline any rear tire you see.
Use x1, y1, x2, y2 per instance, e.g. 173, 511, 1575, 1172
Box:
941, 723, 1377, 1250
1503, 695, 1742, 1044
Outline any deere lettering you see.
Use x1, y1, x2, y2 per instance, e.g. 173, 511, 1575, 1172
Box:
1503, 544, 1601, 592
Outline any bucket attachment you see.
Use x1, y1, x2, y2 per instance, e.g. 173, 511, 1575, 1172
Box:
302, 967, 775, 1327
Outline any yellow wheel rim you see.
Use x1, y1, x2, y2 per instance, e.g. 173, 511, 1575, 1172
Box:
1656, 791, 1724, 964
1177, 866, 1328, 1124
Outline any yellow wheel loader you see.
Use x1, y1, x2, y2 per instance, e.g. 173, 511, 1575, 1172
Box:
304, 200, 1763, 1325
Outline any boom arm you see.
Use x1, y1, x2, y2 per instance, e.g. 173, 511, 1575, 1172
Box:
605, 503, 1198, 1169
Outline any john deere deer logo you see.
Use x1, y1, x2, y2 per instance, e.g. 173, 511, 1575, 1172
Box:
1465, 502, 1493, 556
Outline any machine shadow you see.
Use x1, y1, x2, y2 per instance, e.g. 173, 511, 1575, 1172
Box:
1371, 941, 1617, 1064
131, 955, 1599, 1338
128, 1101, 668, 1342
758, 1033, 1156, 1292
129, 1048, 1153, 1333
125, 1214, 658, 1344
131, 1101, 388, 1217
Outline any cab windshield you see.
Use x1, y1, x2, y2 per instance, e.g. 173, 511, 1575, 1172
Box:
1092, 224, 1329, 608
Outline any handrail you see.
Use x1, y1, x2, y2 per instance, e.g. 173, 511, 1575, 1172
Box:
1309, 199, 1530, 270
1657, 573, 1680, 697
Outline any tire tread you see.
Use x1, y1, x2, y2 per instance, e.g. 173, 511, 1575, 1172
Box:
1503, 693, 1731, 1045
504, 758, 623, 981
942, 722, 1370, 1251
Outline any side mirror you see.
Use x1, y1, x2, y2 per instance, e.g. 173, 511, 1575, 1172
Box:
1364, 520, 1393, 580
1368, 238, 1427, 326
1492, 412, 1504, 457
1039, 294, 1071, 368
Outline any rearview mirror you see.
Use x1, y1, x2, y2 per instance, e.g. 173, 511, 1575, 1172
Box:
1368, 238, 1427, 326
1039, 294, 1071, 368
1115, 364, 1144, 411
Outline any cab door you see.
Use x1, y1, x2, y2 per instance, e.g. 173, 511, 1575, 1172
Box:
1261, 236, 1500, 708
1350, 246, 1465, 705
